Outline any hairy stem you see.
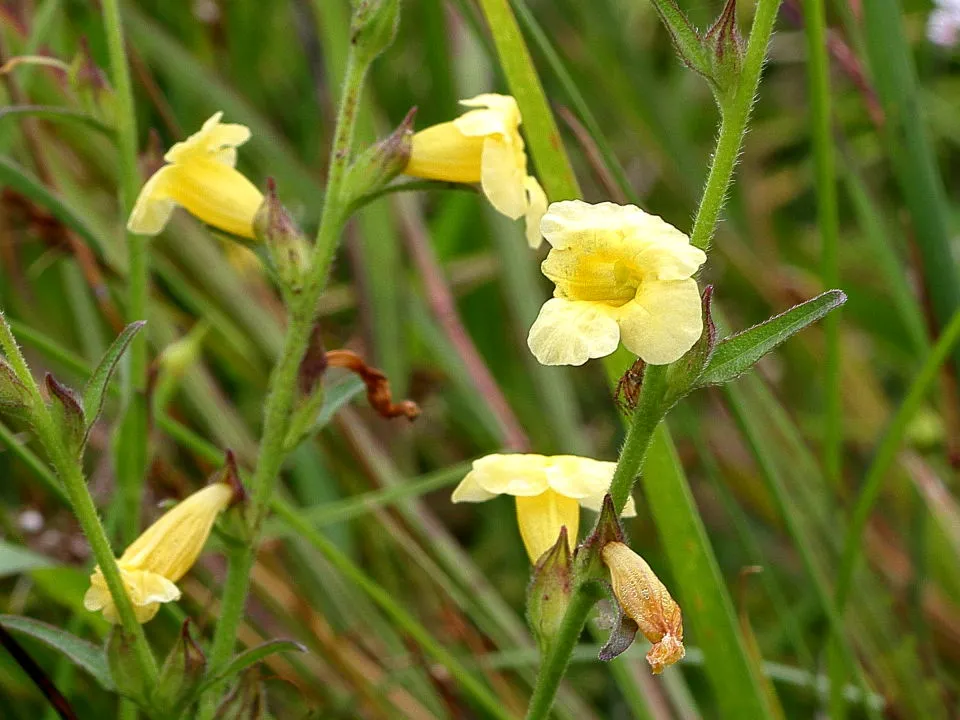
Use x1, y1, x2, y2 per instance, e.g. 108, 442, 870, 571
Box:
524, 0, 783, 715
199, 38, 371, 718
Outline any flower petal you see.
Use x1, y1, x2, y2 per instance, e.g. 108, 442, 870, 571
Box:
455, 94, 520, 138
165, 112, 251, 166
480, 137, 526, 220
515, 490, 578, 563
406, 122, 484, 183
127, 167, 177, 235
524, 176, 548, 249
545, 456, 616, 500
528, 298, 620, 366
636, 239, 706, 282
463, 454, 551, 497
617, 279, 703, 365
451, 472, 498, 503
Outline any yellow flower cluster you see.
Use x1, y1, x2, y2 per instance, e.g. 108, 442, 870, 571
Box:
84, 483, 233, 624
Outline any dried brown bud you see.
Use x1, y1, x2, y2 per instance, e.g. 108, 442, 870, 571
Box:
326, 349, 419, 421
602, 541, 685, 674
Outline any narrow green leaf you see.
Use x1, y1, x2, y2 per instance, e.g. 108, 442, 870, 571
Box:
82, 321, 147, 435
0, 157, 109, 259
200, 639, 306, 691
0, 541, 53, 577
698, 290, 846, 387
0, 615, 114, 691
0, 105, 114, 135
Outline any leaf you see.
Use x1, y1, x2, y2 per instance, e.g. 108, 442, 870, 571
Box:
697, 290, 846, 387
200, 639, 306, 691
82, 321, 146, 437
0, 541, 53, 577
0, 615, 114, 691
283, 377, 365, 452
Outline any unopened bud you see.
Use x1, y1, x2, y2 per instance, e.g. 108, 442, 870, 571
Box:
153, 620, 207, 713
601, 542, 685, 674
215, 669, 266, 720
253, 179, 311, 297
70, 37, 115, 123
0, 357, 32, 419
107, 628, 149, 702
648, 0, 711, 79
342, 108, 416, 208
351, 0, 400, 64
704, 0, 745, 107
44, 373, 86, 457
154, 323, 209, 412
526, 527, 573, 653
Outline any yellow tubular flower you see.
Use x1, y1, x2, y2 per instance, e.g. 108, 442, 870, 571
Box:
405, 94, 548, 249
602, 541, 685, 674
451, 454, 637, 563
127, 112, 264, 239
83, 483, 234, 624
528, 201, 707, 366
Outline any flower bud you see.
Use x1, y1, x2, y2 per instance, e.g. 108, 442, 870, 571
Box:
704, 0, 745, 107
342, 108, 415, 208
526, 527, 573, 653
253, 179, 311, 297
351, 0, 400, 64
153, 620, 207, 713
107, 627, 149, 702
0, 357, 32, 420
44, 373, 86, 457
215, 669, 266, 720
154, 323, 209, 413
648, 0, 711, 79
601, 542, 685, 674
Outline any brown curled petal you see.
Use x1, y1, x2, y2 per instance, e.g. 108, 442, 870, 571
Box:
325, 349, 420, 421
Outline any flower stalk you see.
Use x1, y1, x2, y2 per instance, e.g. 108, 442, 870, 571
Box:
200, 19, 381, 717
523, 0, 782, 716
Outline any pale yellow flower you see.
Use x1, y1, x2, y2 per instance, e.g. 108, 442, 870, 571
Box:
527, 200, 707, 366
602, 541, 685, 674
451, 454, 636, 563
405, 94, 548, 249
127, 112, 264, 239
83, 483, 234, 624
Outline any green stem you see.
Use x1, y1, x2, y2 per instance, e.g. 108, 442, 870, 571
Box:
101, 0, 150, 545
524, 588, 597, 720
200, 36, 371, 718
0, 316, 158, 684
608, 364, 667, 512
524, 0, 783, 715
689, 0, 781, 252
800, 0, 842, 487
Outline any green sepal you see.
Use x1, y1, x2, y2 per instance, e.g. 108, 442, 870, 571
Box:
526, 527, 573, 654
214, 669, 267, 720
342, 108, 415, 210
704, 0, 745, 109
106, 627, 150, 703
44, 374, 86, 457
152, 619, 207, 715
351, 0, 400, 65
253, 180, 311, 302
574, 495, 626, 584
0, 356, 33, 420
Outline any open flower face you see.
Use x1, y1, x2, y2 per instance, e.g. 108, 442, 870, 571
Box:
127, 112, 264, 239
404, 94, 548, 249
452, 454, 637, 563
528, 201, 707, 366
84, 483, 233, 624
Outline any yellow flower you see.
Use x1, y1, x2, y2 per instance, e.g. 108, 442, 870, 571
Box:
451, 454, 636, 563
83, 483, 234, 624
404, 94, 548, 249
127, 112, 264, 239
602, 541, 685, 674
527, 200, 707, 366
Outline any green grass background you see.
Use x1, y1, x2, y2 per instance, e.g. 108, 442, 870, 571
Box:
0, 0, 959, 717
